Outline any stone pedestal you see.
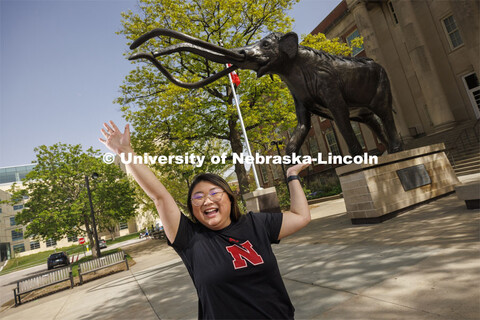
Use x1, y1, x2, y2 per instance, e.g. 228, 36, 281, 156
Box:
243, 187, 281, 213
336, 143, 460, 224
455, 182, 480, 209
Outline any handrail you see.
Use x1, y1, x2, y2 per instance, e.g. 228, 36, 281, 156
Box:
447, 120, 479, 169
473, 118, 480, 142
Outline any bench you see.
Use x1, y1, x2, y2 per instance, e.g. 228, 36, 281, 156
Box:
78, 250, 129, 285
13, 266, 73, 306
151, 230, 166, 240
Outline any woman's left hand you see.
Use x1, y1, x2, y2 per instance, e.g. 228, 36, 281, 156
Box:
286, 162, 310, 177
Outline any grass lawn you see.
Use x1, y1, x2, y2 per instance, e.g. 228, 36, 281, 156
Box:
106, 232, 140, 246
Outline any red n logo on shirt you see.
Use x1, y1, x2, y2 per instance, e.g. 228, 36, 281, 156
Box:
225, 240, 264, 269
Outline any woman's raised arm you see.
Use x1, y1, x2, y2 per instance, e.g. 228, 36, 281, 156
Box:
99, 120, 180, 243
278, 163, 311, 239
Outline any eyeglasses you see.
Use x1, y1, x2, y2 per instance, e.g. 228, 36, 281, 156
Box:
191, 189, 225, 206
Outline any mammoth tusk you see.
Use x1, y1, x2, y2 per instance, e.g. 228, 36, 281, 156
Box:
150, 43, 236, 65
128, 52, 239, 89
129, 28, 244, 62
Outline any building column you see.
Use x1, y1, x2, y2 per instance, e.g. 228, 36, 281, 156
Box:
347, 0, 410, 141
346, 0, 385, 62
394, 0, 456, 132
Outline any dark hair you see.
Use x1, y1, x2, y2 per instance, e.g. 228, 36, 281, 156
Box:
187, 173, 242, 223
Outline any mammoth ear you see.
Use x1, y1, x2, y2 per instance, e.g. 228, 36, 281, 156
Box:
279, 32, 298, 59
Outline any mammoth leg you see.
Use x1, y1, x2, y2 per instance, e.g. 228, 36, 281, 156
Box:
325, 93, 364, 156
369, 69, 403, 153
285, 96, 312, 155
379, 109, 403, 153
358, 113, 389, 150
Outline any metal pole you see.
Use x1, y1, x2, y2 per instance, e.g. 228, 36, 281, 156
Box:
272, 141, 288, 189
226, 69, 262, 190
85, 175, 101, 257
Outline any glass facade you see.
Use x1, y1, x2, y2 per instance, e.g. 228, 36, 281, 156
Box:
11, 229, 23, 241
30, 240, 40, 250
346, 29, 364, 56
351, 122, 366, 149
325, 128, 341, 155
46, 238, 57, 247
13, 243, 25, 253
0, 164, 35, 184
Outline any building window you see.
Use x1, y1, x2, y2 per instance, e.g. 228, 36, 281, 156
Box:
46, 238, 57, 247
346, 29, 364, 56
11, 229, 23, 241
462, 73, 480, 119
308, 136, 319, 156
30, 241, 40, 250
260, 165, 269, 184
443, 15, 463, 49
0, 208, 2, 213
388, 1, 399, 24
325, 128, 341, 156
119, 222, 128, 230
67, 235, 78, 242
259, 165, 269, 184
13, 244, 25, 253
10, 217, 16, 226
13, 204, 23, 211
272, 165, 282, 180
351, 122, 366, 149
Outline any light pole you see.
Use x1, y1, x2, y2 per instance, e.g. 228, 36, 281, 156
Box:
85, 173, 100, 257
271, 140, 288, 190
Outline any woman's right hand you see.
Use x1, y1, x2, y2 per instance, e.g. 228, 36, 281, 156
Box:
99, 120, 133, 155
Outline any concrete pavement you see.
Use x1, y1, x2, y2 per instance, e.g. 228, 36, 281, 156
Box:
0, 174, 478, 319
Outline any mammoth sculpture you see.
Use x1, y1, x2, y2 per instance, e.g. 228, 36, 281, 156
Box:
129, 29, 403, 156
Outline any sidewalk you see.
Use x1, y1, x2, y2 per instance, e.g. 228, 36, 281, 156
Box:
1, 174, 478, 319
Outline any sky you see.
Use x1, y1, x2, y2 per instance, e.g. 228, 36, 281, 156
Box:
0, 0, 340, 168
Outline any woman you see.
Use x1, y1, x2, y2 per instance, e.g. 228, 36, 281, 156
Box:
100, 121, 311, 319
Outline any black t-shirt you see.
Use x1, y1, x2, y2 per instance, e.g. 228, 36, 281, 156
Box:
169, 211, 295, 320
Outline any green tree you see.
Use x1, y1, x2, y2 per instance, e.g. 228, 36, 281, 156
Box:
117, 0, 299, 197
299, 33, 363, 55
10, 143, 137, 258
117, 0, 363, 202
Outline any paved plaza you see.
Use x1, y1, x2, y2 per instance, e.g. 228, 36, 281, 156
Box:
0, 174, 479, 319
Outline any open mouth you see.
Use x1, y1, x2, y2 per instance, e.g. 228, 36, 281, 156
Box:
203, 208, 219, 218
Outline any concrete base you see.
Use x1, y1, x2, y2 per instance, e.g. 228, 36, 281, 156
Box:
336, 143, 460, 224
243, 187, 281, 213
455, 182, 480, 209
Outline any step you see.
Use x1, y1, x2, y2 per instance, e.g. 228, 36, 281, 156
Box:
455, 167, 480, 176
448, 150, 480, 161
451, 162, 479, 171
451, 154, 480, 164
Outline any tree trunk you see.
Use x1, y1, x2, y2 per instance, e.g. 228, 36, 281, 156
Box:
84, 214, 99, 258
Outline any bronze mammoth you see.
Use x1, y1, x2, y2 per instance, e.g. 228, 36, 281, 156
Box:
129, 29, 403, 156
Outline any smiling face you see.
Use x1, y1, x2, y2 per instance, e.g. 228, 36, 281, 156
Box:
190, 181, 232, 230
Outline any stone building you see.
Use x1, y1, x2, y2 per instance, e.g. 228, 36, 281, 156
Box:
256, 0, 479, 191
